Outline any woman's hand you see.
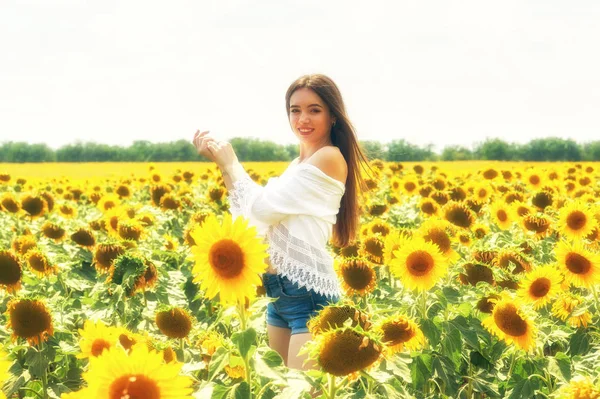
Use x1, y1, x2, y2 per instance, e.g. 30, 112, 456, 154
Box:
192, 130, 238, 170
206, 140, 239, 172
192, 130, 218, 163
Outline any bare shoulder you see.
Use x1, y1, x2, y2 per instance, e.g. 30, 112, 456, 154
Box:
306, 146, 347, 185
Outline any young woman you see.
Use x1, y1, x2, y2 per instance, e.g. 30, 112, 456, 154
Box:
193, 74, 371, 370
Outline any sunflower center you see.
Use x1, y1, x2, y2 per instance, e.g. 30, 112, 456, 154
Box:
494, 303, 527, 337
424, 230, 450, 254
421, 201, 436, 215
109, 374, 160, 399
566, 211, 587, 231
565, 252, 592, 275
382, 320, 414, 345
209, 239, 245, 278
342, 264, 373, 290
497, 210, 508, 222
406, 251, 434, 276
10, 301, 52, 340
91, 339, 112, 357
0, 253, 22, 285
529, 277, 551, 298
364, 239, 384, 258
446, 207, 473, 228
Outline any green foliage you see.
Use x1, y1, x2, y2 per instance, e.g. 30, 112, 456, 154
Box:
4, 137, 600, 162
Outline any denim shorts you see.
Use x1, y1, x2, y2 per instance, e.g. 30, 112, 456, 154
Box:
261, 273, 340, 335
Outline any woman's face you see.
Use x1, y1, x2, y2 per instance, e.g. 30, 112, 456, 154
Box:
289, 88, 336, 144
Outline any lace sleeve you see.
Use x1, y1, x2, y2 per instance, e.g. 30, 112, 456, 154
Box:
227, 175, 261, 220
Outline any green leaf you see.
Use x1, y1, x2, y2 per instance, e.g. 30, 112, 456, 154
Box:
227, 381, 250, 399
508, 376, 540, 399
232, 328, 257, 359
450, 316, 480, 350
421, 319, 441, 347
569, 330, 590, 356
208, 347, 230, 381
410, 353, 433, 389
548, 352, 571, 382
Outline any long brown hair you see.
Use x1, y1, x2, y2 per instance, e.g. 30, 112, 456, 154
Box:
285, 74, 374, 247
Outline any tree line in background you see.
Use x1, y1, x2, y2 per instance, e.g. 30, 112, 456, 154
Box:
1, 137, 600, 163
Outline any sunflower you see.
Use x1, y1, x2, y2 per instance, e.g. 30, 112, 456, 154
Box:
517, 265, 563, 309
160, 194, 181, 211
390, 237, 449, 292
458, 263, 494, 286
0, 351, 11, 398
1, 193, 20, 213
481, 293, 537, 351
189, 213, 269, 305
551, 293, 592, 328
155, 307, 193, 339
555, 375, 600, 399
308, 327, 382, 376
333, 241, 359, 258
117, 329, 150, 352
97, 193, 121, 212
118, 220, 144, 241
20, 194, 47, 218
11, 234, 37, 256
41, 221, 66, 242
488, 201, 516, 230
0, 249, 23, 293
383, 229, 411, 265
512, 200, 533, 217
93, 243, 126, 273
198, 331, 225, 357
335, 257, 377, 296
58, 202, 78, 218
558, 200, 597, 241
555, 240, 600, 289
402, 178, 419, 195
7, 298, 54, 345
375, 314, 425, 354
417, 218, 459, 264
441, 201, 476, 230
115, 183, 132, 199
494, 249, 531, 274
361, 220, 392, 238
25, 249, 58, 277
419, 198, 439, 217
524, 171, 543, 189
359, 235, 385, 265
71, 228, 96, 248
469, 182, 493, 204
472, 223, 490, 240
103, 206, 130, 237
79, 344, 193, 398
308, 305, 371, 336
150, 184, 172, 207
78, 320, 120, 359
521, 214, 552, 238
476, 294, 500, 314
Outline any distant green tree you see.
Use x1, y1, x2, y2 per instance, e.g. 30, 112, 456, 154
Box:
441, 145, 473, 161
360, 140, 386, 160
582, 141, 600, 161
519, 137, 582, 161
386, 139, 437, 161
473, 138, 516, 160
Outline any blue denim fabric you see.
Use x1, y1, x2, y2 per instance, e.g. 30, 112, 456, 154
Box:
261, 273, 340, 335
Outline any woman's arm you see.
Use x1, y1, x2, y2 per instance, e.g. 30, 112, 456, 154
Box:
220, 160, 248, 192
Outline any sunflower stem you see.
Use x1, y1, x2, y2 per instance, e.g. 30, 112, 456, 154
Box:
591, 285, 600, 314
38, 336, 49, 399
328, 373, 337, 398
507, 351, 518, 381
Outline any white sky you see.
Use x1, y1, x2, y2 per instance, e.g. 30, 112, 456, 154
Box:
1, 0, 599, 153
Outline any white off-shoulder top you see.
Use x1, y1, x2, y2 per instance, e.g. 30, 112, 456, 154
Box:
227, 158, 345, 299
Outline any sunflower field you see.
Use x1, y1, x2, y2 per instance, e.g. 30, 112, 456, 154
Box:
1, 160, 600, 399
